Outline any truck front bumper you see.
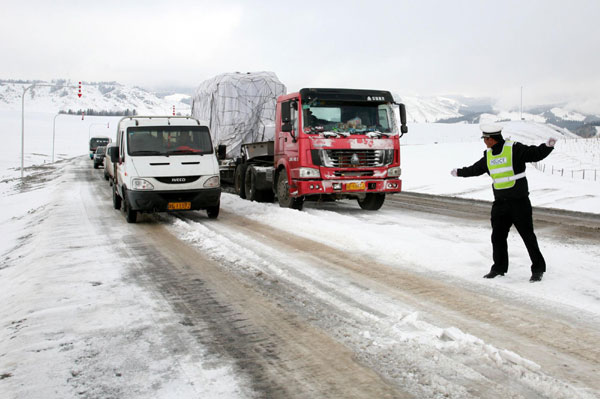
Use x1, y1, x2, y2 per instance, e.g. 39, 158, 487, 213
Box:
125, 188, 221, 212
291, 179, 402, 196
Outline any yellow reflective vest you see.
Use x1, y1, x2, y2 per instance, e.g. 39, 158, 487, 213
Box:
486, 141, 526, 189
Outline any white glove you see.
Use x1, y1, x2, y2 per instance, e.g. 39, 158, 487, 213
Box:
547, 137, 557, 147
451, 168, 458, 177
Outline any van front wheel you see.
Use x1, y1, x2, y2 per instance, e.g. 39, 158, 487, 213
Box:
207, 202, 220, 219
122, 189, 137, 223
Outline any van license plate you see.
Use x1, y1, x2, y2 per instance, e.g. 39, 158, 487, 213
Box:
346, 182, 365, 191
168, 202, 191, 210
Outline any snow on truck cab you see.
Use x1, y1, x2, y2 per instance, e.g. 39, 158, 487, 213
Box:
109, 116, 221, 223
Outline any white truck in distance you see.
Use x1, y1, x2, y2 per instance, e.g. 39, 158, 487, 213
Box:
108, 116, 221, 223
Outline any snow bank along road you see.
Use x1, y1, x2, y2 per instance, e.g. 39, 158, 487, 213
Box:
3, 156, 600, 398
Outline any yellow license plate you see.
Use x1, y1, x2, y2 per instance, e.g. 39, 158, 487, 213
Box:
168, 202, 191, 210
346, 182, 366, 191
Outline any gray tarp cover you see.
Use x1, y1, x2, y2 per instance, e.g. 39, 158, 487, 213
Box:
191, 72, 286, 159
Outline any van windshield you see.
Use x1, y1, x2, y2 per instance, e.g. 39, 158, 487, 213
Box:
127, 126, 213, 156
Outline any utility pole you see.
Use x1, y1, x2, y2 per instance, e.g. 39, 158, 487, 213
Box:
520, 86, 523, 120
21, 82, 78, 179
52, 113, 61, 163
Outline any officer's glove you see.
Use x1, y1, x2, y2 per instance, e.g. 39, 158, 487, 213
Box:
546, 137, 557, 147
451, 168, 458, 177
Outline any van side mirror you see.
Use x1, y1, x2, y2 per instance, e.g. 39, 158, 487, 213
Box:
109, 146, 119, 163
217, 144, 227, 159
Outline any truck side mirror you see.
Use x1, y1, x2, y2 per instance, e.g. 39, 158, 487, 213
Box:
217, 144, 227, 159
281, 121, 292, 132
281, 101, 291, 123
399, 103, 408, 136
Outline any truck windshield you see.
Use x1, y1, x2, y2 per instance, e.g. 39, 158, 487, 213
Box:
302, 102, 398, 136
127, 126, 213, 156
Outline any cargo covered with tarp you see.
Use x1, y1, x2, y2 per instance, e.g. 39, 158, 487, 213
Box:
191, 72, 286, 159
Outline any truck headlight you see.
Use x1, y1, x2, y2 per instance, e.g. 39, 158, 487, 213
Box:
131, 178, 154, 190
203, 176, 220, 188
299, 167, 320, 178
387, 166, 401, 177
384, 149, 395, 165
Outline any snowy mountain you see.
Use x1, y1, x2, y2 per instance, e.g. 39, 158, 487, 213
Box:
2, 78, 598, 137
0, 79, 191, 115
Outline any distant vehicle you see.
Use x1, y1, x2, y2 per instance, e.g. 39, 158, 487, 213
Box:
93, 146, 106, 169
104, 142, 117, 183
89, 136, 111, 159
109, 116, 221, 223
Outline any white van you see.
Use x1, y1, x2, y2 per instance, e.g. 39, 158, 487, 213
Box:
109, 116, 221, 223
104, 142, 117, 183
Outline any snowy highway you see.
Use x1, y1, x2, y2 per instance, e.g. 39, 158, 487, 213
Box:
2, 155, 599, 398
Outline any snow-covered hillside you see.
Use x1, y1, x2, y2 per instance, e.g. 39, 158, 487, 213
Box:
0, 80, 191, 115
395, 94, 464, 123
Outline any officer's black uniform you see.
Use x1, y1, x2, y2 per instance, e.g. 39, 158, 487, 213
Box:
457, 137, 554, 277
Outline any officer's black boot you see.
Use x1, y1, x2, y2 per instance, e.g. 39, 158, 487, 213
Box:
483, 270, 505, 279
529, 272, 543, 282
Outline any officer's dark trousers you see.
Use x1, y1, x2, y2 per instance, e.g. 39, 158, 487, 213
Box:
490, 197, 546, 274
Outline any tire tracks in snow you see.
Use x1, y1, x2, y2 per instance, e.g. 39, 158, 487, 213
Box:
124, 221, 405, 399
196, 208, 600, 396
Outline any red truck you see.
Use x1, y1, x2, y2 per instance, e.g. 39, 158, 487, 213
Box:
192, 74, 407, 211
231, 88, 407, 210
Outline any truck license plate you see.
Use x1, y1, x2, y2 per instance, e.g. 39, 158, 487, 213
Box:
168, 202, 191, 210
346, 182, 365, 191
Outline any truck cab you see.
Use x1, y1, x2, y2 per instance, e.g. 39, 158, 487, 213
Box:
273, 88, 406, 210
110, 116, 221, 223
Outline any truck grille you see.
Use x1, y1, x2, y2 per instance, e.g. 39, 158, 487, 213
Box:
333, 170, 374, 177
325, 149, 384, 167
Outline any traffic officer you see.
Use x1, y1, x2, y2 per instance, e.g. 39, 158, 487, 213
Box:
451, 124, 556, 282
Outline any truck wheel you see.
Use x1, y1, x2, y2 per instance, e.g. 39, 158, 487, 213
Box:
235, 163, 248, 199
112, 184, 121, 209
245, 166, 257, 201
123, 190, 137, 223
206, 202, 220, 219
276, 171, 304, 210
357, 193, 385, 210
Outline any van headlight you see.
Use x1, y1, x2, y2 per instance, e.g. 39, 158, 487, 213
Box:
131, 178, 154, 190
299, 167, 320, 178
203, 176, 220, 188
387, 166, 401, 177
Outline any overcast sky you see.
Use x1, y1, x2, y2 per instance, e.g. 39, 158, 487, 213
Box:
2, 0, 600, 113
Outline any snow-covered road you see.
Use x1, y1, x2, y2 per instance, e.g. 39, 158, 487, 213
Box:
1, 156, 599, 399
